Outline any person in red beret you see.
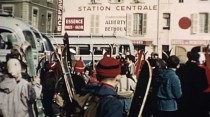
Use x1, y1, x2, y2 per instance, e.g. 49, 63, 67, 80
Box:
74, 57, 89, 83
78, 54, 123, 117
71, 57, 87, 94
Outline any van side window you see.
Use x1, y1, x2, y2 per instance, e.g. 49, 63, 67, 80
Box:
23, 31, 36, 49
93, 44, 117, 55
94, 48, 103, 55
103, 46, 116, 55
70, 44, 90, 55
0, 32, 17, 49
5, 35, 13, 49
120, 45, 130, 55
0, 34, 5, 49
79, 45, 90, 55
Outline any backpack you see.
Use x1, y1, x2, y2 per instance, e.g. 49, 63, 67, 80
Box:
71, 93, 100, 117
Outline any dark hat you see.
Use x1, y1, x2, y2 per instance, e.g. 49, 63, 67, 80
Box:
96, 55, 121, 78
187, 51, 200, 62
74, 57, 85, 73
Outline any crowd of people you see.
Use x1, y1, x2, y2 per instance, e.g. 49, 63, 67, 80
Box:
0, 47, 210, 117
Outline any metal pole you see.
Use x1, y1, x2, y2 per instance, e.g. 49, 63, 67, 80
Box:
157, 0, 161, 57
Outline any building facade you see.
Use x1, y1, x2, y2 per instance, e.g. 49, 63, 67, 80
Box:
58, 0, 158, 57
160, 0, 210, 62
56, 0, 210, 62
0, 0, 57, 33
1, 0, 210, 62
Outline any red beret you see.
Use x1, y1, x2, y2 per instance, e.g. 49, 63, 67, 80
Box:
96, 56, 121, 78
74, 57, 85, 73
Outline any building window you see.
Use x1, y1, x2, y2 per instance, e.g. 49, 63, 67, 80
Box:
133, 0, 141, 3
47, 0, 53, 3
109, 0, 124, 3
133, 13, 147, 35
163, 13, 170, 30
90, 0, 101, 4
90, 15, 100, 34
46, 12, 53, 33
199, 13, 209, 33
2, 4, 14, 15
32, 8, 39, 28
162, 45, 169, 52
179, 0, 184, 3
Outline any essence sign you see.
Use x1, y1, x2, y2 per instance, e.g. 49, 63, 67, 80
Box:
57, 0, 63, 33
65, 17, 84, 31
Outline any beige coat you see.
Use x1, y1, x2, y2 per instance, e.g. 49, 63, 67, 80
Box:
0, 75, 37, 117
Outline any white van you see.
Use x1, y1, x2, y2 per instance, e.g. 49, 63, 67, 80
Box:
0, 12, 39, 76
50, 35, 135, 64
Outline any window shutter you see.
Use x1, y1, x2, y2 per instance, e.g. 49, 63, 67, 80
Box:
199, 13, 205, 33
126, 14, 132, 36
191, 13, 197, 34
90, 15, 100, 34
95, 15, 100, 34
208, 13, 210, 33
143, 13, 147, 35
90, 15, 95, 34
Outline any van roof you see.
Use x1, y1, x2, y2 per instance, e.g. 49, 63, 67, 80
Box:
0, 15, 34, 44
51, 35, 133, 45
0, 16, 31, 31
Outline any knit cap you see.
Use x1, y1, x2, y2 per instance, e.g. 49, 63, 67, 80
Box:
96, 55, 121, 78
74, 57, 85, 73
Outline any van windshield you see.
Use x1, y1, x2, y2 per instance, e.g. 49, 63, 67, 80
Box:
23, 31, 36, 49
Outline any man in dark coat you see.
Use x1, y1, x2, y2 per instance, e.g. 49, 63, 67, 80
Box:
176, 51, 208, 117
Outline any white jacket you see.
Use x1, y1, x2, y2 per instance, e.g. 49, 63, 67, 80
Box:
117, 75, 136, 98
0, 74, 38, 117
